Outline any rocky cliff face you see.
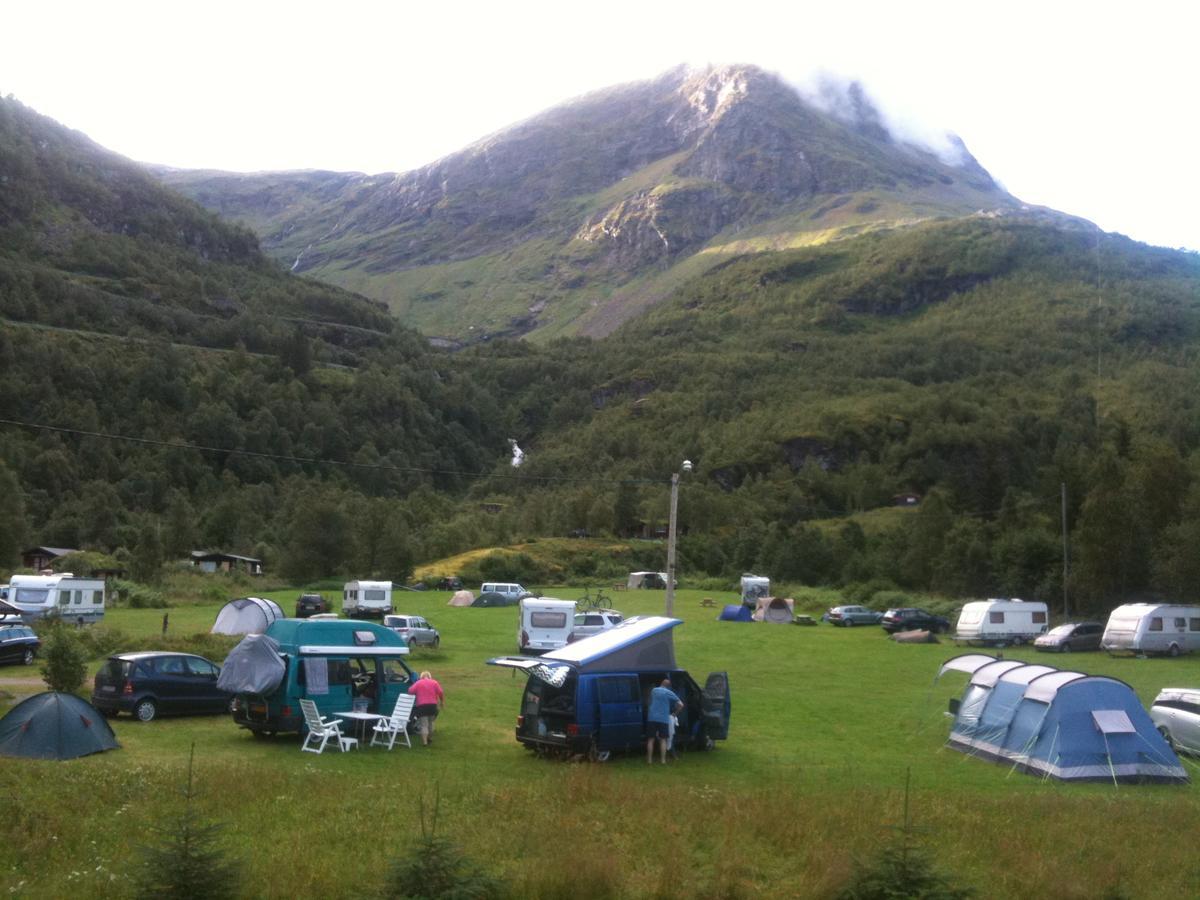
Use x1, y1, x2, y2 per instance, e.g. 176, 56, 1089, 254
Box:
158, 64, 1019, 340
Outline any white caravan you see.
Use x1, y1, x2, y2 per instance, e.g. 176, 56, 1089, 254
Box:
342, 580, 393, 619
7, 573, 106, 624
1101, 603, 1200, 657
954, 598, 1048, 646
517, 597, 577, 654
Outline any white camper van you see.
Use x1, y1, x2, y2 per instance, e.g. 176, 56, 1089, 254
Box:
954, 598, 1048, 646
1101, 603, 1200, 657
7, 573, 106, 624
342, 580, 393, 619
517, 597, 577, 654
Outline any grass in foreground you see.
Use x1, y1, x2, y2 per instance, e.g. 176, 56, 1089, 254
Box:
2, 586, 1199, 897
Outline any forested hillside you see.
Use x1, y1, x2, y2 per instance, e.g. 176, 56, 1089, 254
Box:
4, 93, 1200, 615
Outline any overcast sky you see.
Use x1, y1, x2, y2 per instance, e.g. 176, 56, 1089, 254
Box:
4, 0, 1198, 250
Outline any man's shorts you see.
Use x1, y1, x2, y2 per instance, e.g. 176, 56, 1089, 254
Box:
649, 720, 670, 739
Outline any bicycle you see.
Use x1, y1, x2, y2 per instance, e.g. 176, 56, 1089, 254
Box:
576, 587, 612, 610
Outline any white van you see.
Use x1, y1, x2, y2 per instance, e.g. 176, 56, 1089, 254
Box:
1101, 604, 1200, 657
954, 598, 1048, 646
517, 597, 576, 654
481, 583, 528, 604
8, 574, 106, 624
342, 580, 393, 619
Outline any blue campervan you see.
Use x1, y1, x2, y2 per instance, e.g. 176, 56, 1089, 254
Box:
223, 619, 415, 737
488, 617, 730, 760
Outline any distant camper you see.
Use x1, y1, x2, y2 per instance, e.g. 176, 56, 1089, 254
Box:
954, 598, 1048, 647
1102, 603, 1200, 657
342, 580, 393, 619
518, 597, 577, 654
7, 573, 105, 624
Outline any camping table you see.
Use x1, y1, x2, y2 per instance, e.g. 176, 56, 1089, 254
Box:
334, 711, 386, 747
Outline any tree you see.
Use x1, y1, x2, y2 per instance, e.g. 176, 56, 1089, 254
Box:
131, 521, 165, 584
132, 744, 241, 900
39, 624, 88, 693
0, 462, 28, 568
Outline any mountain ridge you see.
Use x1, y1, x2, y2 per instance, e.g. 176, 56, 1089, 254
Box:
156, 64, 1036, 342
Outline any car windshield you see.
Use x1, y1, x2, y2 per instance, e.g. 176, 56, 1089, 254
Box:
1046, 625, 1075, 637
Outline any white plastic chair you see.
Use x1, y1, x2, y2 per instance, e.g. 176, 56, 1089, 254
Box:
370, 694, 416, 750
299, 698, 356, 753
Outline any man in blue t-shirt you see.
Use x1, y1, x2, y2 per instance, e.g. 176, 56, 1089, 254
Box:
646, 677, 683, 764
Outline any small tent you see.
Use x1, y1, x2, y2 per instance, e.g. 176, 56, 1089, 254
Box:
473, 591, 517, 607
718, 604, 753, 622
211, 597, 284, 635
937, 654, 1187, 783
627, 572, 669, 590
447, 590, 475, 607
0, 692, 119, 760
754, 597, 794, 624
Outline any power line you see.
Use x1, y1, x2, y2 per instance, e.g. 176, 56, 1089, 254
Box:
0, 417, 664, 486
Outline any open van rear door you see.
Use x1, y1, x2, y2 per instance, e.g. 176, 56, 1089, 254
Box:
701, 672, 731, 741
486, 656, 572, 687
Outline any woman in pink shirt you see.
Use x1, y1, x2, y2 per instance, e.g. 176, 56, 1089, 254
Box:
407, 670, 445, 746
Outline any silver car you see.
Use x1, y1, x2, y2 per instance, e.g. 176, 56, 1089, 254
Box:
1150, 688, 1200, 754
569, 610, 624, 643
828, 605, 883, 627
383, 614, 440, 649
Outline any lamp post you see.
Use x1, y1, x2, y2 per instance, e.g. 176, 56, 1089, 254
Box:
664, 459, 692, 618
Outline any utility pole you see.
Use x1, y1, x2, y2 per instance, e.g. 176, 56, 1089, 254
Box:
665, 471, 680, 618
1061, 482, 1070, 619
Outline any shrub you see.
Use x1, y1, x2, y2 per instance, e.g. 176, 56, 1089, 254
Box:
38, 624, 88, 693
836, 842, 973, 900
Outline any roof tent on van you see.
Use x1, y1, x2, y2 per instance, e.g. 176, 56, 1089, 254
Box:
937, 653, 1187, 784
211, 597, 285, 635
543, 616, 680, 673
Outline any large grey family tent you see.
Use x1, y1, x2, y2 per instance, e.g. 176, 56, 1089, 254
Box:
211, 597, 285, 635
447, 590, 475, 607
718, 604, 753, 622
0, 692, 119, 760
754, 597, 794, 623
937, 654, 1187, 784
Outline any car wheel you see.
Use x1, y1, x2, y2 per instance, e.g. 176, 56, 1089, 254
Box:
1011, 637, 1024, 647
588, 742, 611, 763
1061, 643, 1071, 653
1169, 644, 1181, 658
21, 648, 35, 665
134, 699, 158, 722
1159, 726, 1175, 750
845, 619, 855, 627
433, 636, 440, 649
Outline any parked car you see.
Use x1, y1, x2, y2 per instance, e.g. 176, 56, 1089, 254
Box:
383, 614, 440, 649
436, 576, 463, 591
828, 605, 883, 627
482, 582, 531, 604
1034, 621, 1104, 653
881, 608, 950, 634
91, 652, 231, 722
568, 609, 624, 643
295, 593, 330, 618
1150, 688, 1200, 754
0, 624, 40, 666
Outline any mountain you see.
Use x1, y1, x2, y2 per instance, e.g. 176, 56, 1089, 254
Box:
156, 64, 1034, 343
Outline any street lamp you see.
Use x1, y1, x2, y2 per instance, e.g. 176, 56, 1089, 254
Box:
664, 459, 693, 617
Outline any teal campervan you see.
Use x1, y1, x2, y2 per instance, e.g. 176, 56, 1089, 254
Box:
224, 619, 415, 737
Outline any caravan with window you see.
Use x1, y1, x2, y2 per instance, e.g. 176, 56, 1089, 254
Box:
954, 598, 1048, 646
517, 597, 576, 654
342, 580, 392, 619
1101, 604, 1200, 657
7, 574, 105, 624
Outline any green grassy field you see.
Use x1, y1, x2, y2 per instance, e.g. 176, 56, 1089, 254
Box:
3, 588, 1200, 898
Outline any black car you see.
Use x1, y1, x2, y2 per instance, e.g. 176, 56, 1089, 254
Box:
436, 576, 463, 591
91, 652, 231, 722
881, 608, 951, 634
0, 624, 40, 666
295, 593, 330, 618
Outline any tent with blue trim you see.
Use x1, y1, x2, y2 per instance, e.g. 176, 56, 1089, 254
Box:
937, 654, 1187, 784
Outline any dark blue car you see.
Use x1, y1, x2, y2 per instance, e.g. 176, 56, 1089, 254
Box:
91, 651, 231, 722
0, 624, 40, 666
489, 617, 730, 760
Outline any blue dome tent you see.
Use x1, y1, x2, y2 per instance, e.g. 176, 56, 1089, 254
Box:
937, 654, 1187, 784
717, 604, 753, 622
0, 692, 119, 760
